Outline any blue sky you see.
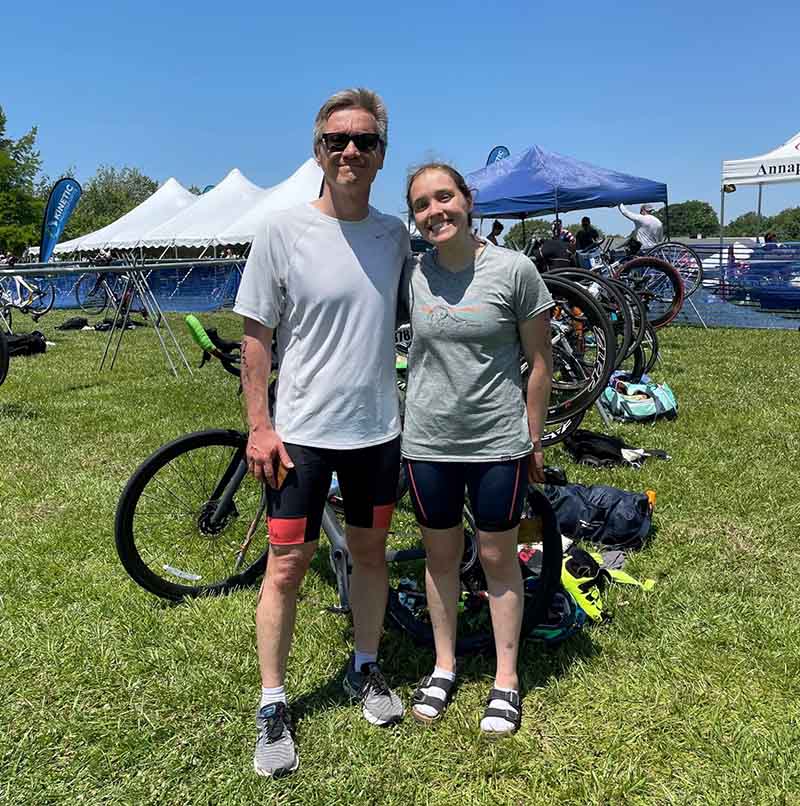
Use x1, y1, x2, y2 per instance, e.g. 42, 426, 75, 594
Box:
5, 0, 800, 235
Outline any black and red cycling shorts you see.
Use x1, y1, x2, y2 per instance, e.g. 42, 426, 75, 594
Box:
266, 436, 401, 546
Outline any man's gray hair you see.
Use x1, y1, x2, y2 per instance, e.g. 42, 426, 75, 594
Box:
312, 88, 388, 154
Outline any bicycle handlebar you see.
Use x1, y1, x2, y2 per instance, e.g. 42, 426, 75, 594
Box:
184, 315, 241, 377
185, 314, 216, 353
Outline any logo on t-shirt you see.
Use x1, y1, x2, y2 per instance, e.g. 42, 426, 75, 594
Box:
421, 304, 483, 332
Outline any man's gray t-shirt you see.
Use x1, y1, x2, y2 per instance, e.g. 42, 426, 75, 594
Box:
401, 243, 553, 462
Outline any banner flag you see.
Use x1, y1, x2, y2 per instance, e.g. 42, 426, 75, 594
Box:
40, 177, 82, 263
486, 146, 510, 166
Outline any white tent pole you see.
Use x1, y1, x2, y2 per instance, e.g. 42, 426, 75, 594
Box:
757, 184, 763, 234
719, 187, 726, 277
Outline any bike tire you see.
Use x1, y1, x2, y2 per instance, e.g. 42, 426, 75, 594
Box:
385, 488, 562, 655
549, 267, 633, 370
115, 429, 269, 601
647, 242, 703, 298
28, 281, 56, 317
614, 257, 684, 330
0, 330, 8, 387
76, 273, 109, 315
543, 276, 616, 423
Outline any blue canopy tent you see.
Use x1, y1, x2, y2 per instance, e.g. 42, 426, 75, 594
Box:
466, 144, 669, 228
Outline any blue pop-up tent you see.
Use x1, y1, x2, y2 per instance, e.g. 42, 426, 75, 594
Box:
466, 144, 668, 219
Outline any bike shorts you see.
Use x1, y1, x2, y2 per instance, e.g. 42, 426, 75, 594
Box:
266, 436, 401, 546
404, 456, 528, 533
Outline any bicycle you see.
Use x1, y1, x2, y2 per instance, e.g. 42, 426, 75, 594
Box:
574, 237, 685, 329
114, 317, 564, 655
646, 241, 703, 299
0, 273, 56, 329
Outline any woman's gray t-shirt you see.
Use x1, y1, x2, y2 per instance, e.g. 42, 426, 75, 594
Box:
401, 243, 553, 462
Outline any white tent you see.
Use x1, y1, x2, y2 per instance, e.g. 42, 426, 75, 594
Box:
216, 159, 323, 245
138, 168, 268, 248
52, 177, 198, 254
719, 131, 800, 242
722, 131, 800, 187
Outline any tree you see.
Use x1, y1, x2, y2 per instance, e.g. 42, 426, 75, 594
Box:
655, 200, 719, 238
503, 217, 551, 248
64, 166, 158, 239
0, 105, 44, 254
769, 207, 800, 241
725, 211, 771, 237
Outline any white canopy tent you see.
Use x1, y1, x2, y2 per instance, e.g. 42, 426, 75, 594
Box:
720, 130, 800, 235
46, 160, 324, 255
50, 177, 198, 254
138, 168, 268, 249
215, 159, 323, 245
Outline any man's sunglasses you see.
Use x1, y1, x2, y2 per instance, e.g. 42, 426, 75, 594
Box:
319, 132, 383, 153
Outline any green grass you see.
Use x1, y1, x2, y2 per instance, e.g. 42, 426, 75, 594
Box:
2, 311, 800, 805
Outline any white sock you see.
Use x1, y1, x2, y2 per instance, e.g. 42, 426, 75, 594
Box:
480, 684, 519, 733
413, 666, 456, 719
260, 685, 287, 709
354, 651, 378, 672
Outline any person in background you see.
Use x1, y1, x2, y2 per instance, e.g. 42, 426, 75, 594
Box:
487, 219, 504, 245
402, 162, 553, 737
551, 218, 575, 247
575, 216, 600, 251
618, 203, 663, 251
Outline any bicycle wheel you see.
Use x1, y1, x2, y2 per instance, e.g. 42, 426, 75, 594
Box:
549, 268, 633, 370
647, 242, 703, 298
76, 273, 109, 315
385, 488, 562, 655
544, 276, 616, 423
0, 330, 8, 386
614, 256, 684, 329
28, 281, 56, 317
115, 429, 270, 601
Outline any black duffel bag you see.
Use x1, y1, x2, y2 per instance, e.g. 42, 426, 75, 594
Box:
7, 331, 47, 357
543, 483, 653, 551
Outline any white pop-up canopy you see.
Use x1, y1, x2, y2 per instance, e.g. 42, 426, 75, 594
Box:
719, 130, 800, 241
52, 177, 198, 254
216, 159, 323, 244
138, 168, 268, 248
722, 131, 800, 187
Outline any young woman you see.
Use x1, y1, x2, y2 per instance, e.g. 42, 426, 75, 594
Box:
402, 163, 553, 735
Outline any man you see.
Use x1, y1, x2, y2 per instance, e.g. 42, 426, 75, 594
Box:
487, 219, 504, 245
618, 203, 664, 251
233, 88, 410, 778
575, 216, 600, 251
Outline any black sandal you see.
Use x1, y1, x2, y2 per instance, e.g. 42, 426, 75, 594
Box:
411, 675, 456, 724
481, 688, 522, 736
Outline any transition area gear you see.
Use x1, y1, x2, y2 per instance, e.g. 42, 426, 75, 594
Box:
266, 437, 400, 545
343, 657, 405, 726
404, 456, 527, 532
234, 203, 410, 449
253, 702, 299, 778
401, 242, 553, 462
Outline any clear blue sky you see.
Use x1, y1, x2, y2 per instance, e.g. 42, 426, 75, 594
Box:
5, 0, 800, 235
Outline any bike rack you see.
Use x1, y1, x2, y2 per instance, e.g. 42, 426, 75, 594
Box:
99, 253, 193, 377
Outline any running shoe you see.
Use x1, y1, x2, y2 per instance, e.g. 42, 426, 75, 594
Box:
342, 658, 404, 726
253, 702, 299, 778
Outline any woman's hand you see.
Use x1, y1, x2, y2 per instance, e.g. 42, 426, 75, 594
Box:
528, 447, 545, 484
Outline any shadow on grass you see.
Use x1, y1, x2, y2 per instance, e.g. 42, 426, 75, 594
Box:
0, 402, 39, 420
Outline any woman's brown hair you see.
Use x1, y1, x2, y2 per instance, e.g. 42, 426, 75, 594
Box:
406, 163, 474, 226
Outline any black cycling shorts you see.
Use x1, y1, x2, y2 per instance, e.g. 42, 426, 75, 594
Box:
404, 456, 527, 532
266, 436, 401, 545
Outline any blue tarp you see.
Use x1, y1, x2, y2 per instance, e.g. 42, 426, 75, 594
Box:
466, 145, 668, 219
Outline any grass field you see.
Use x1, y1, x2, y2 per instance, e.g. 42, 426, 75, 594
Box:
2, 311, 799, 805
